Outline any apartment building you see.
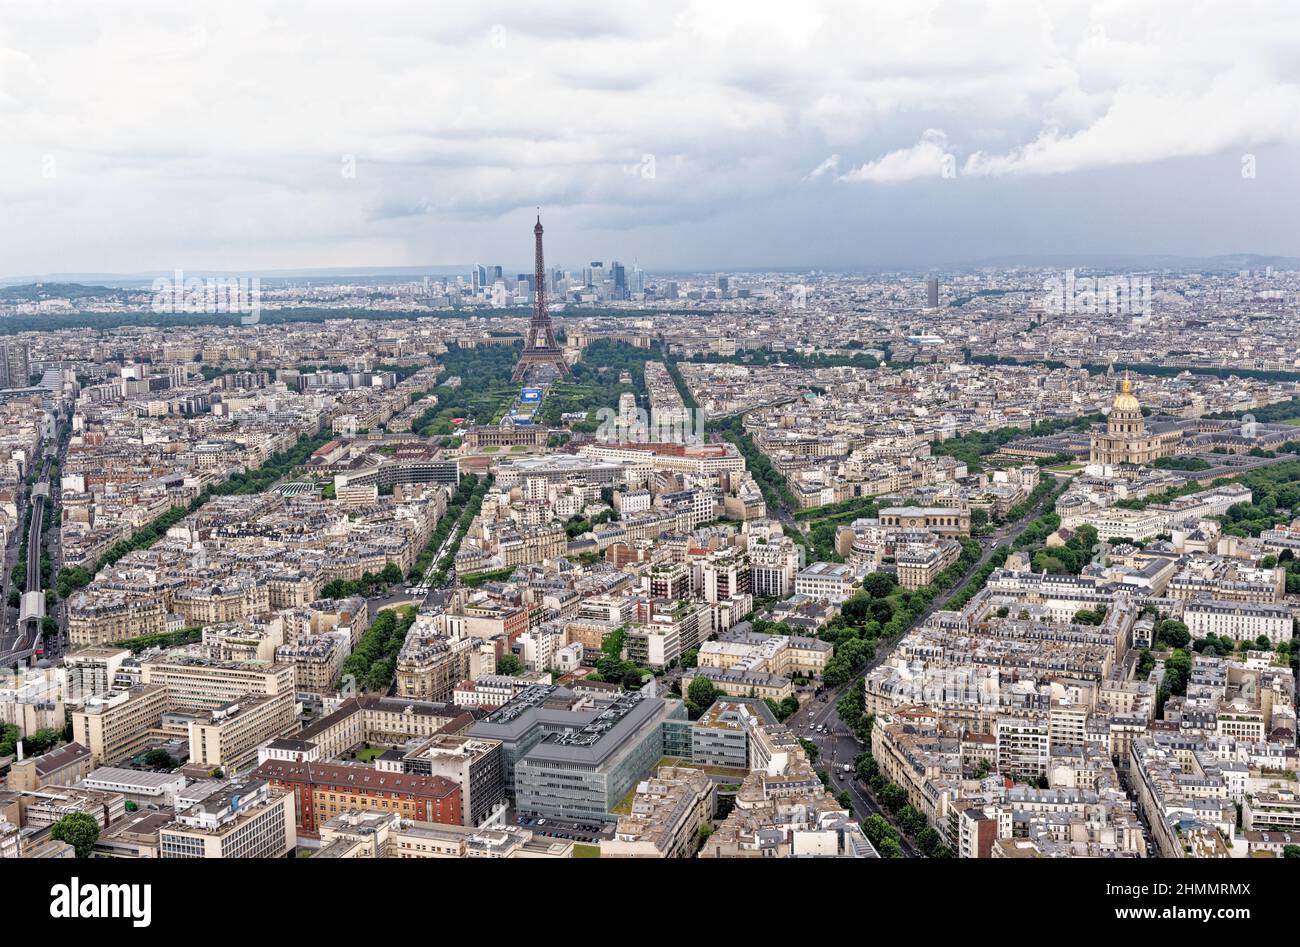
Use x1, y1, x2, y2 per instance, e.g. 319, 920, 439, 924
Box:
68, 595, 169, 648
6, 742, 93, 792
275, 633, 350, 694
394, 631, 475, 702
996, 716, 1050, 779
1183, 598, 1294, 645
601, 765, 714, 858
62, 646, 131, 704
794, 562, 857, 603
895, 539, 962, 589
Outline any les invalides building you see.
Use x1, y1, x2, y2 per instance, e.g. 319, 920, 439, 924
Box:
1089, 373, 1182, 466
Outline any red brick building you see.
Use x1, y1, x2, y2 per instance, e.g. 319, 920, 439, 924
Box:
252, 759, 461, 837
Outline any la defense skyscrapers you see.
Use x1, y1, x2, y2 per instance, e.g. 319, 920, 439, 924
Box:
512, 215, 571, 383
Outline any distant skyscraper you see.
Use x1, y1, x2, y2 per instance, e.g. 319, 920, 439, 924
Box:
0, 342, 30, 389
611, 262, 626, 299
926, 277, 939, 308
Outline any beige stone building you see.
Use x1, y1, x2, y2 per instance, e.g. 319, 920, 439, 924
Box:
1089, 374, 1180, 466
71, 685, 170, 764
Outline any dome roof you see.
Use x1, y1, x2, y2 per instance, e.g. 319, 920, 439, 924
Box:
1112, 374, 1141, 412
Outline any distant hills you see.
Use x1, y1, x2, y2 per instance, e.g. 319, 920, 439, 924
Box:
0, 265, 478, 291
0, 282, 131, 302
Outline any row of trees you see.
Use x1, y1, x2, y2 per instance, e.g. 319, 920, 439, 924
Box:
115, 627, 203, 655
971, 354, 1300, 386
338, 605, 418, 693
405, 473, 488, 585
429, 475, 493, 586
662, 355, 806, 521
854, 752, 951, 857
709, 414, 799, 514
679, 349, 881, 371
0, 723, 62, 757
320, 562, 405, 599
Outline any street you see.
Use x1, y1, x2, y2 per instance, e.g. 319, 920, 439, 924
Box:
783, 473, 1068, 854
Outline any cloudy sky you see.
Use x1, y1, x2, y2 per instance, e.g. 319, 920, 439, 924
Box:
2, 0, 1299, 276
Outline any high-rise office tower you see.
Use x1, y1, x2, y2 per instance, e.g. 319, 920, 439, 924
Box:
926, 277, 939, 308
0, 342, 30, 389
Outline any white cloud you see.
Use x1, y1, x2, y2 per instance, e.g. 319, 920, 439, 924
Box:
962, 74, 1300, 177
840, 131, 951, 184
0, 0, 1298, 271
805, 154, 841, 179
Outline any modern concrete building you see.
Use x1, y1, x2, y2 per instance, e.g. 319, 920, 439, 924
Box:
468, 685, 688, 824
159, 779, 296, 858
393, 732, 507, 827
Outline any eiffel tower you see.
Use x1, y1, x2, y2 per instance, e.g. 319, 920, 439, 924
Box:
512, 214, 570, 383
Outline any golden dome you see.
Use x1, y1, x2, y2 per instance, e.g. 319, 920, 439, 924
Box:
1112, 373, 1141, 412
